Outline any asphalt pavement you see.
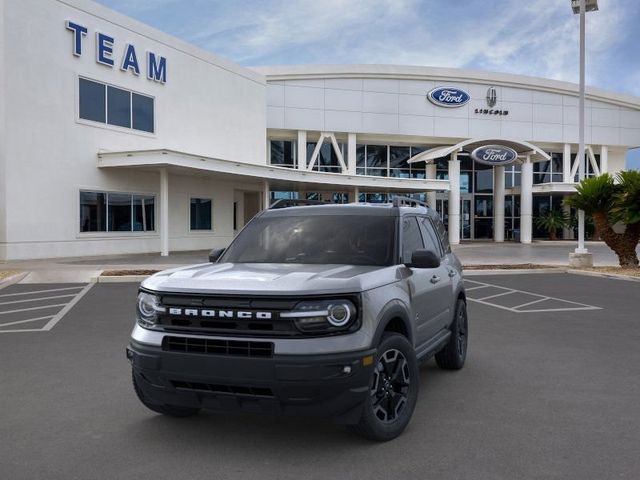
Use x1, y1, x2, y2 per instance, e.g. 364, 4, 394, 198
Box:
1, 273, 639, 480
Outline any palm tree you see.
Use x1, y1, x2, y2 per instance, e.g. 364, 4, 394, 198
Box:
565, 172, 640, 267
534, 209, 568, 240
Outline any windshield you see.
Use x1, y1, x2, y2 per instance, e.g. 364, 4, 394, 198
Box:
220, 214, 396, 266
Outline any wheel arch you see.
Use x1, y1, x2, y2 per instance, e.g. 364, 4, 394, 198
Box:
371, 302, 414, 347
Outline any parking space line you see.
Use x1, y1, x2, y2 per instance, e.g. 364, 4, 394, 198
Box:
464, 279, 601, 313
0, 315, 54, 328
0, 286, 84, 298
0, 303, 68, 315
42, 283, 95, 331
0, 293, 78, 306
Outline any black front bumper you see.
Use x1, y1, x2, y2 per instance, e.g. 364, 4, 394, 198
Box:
128, 340, 376, 423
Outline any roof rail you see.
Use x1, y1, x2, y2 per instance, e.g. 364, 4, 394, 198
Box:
391, 196, 429, 209
269, 198, 329, 209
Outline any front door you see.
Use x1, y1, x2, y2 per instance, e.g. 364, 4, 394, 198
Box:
460, 196, 472, 240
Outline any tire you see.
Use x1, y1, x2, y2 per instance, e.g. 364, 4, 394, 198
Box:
349, 333, 419, 442
132, 370, 201, 418
435, 298, 468, 370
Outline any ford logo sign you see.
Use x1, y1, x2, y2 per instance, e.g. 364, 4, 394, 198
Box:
471, 145, 519, 166
427, 87, 470, 108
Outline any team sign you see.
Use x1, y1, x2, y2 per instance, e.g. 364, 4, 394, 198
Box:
66, 21, 167, 84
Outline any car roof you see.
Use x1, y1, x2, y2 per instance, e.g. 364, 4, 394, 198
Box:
261, 202, 438, 218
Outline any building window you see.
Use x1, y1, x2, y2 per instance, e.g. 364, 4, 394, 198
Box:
78, 78, 154, 133
534, 153, 564, 184
306, 142, 344, 173
190, 198, 212, 230
270, 141, 296, 168
356, 145, 428, 177
80, 191, 155, 233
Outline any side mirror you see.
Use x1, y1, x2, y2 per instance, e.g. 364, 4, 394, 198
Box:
406, 249, 440, 269
208, 248, 225, 263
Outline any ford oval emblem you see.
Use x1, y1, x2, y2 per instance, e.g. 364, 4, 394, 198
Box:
471, 145, 519, 166
427, 86, 470, 108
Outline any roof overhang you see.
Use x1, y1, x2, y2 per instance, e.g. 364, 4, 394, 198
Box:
97, 149, 450, 192
407, 138, 552, 164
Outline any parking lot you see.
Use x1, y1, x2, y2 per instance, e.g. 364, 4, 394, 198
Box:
1, 273, 639, 480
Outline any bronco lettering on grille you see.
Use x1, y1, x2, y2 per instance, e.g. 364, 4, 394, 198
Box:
167, 308, 273, 320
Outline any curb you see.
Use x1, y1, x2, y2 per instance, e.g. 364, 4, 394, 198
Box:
463, 268, 565, 276
93, 275, 149, 283
0, 272, 29, 290
566, 269, 640, 283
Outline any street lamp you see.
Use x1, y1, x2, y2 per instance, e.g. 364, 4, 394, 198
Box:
570, 0, 597, 265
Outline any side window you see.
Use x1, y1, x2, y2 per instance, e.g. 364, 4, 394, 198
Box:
402, 217, 424, 264
419, 217, 443, 257
432, 215, 451, 253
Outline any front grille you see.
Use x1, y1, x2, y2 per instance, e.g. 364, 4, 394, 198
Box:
163, 336, 274, 358
171, 380, 274, 397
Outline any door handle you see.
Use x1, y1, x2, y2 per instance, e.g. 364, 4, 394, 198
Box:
448, 269, 457, 278
430, 275, 441, 284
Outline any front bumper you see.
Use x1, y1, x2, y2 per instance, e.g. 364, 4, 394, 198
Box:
128, 339, 376, 423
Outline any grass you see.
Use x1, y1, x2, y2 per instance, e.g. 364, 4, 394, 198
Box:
575, 266, 640, 278
0, 270, 21, 281
101, 269, 160, 276
463, 264, 560, 270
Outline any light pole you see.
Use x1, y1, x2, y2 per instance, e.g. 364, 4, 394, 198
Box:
569, 0, 597, 266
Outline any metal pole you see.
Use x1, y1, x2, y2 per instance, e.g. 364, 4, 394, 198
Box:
575, 0, 587, 254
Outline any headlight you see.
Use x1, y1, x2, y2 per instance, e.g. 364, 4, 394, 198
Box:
136, 291, 165, 327
282, 299, 358, 334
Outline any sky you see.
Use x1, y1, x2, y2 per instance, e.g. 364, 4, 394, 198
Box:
96, 0, 640, 169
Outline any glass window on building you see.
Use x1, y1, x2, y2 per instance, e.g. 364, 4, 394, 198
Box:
270, 140, 296, 168
307, 142, 343, 173
133, 195, 155, 231
389, 146, 411, 178
190, 198, 212, 230
108, 193, 133, 231
80, 191, 106, 232
365, 145, 388, 176
79, 78, 106, 123
107, 86, 131, 128
132, 93, 154, 133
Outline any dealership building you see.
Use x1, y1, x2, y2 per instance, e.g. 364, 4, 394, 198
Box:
1, 0, 639, 261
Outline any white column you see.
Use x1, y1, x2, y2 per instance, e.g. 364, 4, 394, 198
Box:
426, 163, 437, 209
448, 154, 461, 245
520, 156, 533, 244
562, 199, 573, 240
297, 130, 307, 170
493, 165, 505, 242
600, 145, 608, 174
563, 143, 573, 183
353, 186, 360, 203
347, 133, 357, 175
160, 168, 169, 257
262, 180, 270, 210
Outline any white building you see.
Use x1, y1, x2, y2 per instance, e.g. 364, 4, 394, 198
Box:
1, 0, 639, 260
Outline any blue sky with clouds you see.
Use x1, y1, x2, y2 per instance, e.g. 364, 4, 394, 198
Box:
96, 0, 640, 169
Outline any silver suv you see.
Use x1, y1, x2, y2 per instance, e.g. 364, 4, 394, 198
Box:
127, 198, 468, 441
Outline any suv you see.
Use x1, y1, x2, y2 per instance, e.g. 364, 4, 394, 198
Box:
127, 198, 467, 441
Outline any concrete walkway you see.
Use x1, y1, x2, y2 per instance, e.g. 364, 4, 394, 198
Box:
1, 241, 637, 283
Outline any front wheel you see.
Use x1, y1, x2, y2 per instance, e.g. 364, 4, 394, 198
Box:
349, 333, 419, 441
435, 298, 468, 370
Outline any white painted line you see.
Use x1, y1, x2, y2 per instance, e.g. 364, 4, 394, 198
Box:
0, 286, 84, 298
43, 282, 95, 331
0, 293, 78, 306
0, 315, 54, 328
477, 290, 516, 301
512, 297, 548, 309
516, 306, 601, 313
0, 303, 67, 315
465, 285, 492, 291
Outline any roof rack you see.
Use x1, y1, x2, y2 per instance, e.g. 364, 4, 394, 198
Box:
269, 198, 329, 209
391, 196, 429, 209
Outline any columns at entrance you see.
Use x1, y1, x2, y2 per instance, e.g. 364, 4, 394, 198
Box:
493, 165, 505, 242
353, 186, 359, 203
347, 133, 357, 175
600, 145, 608, 173
520, 156, 533, 244
563, 143, 573, 183
448, 153, 461, 244
160, 168, 169, 257
426, 162, 437, 209
262, 180, 270, 210
297, 131, 307, 170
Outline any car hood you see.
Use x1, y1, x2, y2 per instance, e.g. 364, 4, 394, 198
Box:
141, 262, 399, 295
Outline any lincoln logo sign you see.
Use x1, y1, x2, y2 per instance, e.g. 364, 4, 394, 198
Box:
471, 145, 518, 166
427, 87, 470, 107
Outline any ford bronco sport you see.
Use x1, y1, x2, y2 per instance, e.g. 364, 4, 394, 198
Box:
127, 197, 467, 441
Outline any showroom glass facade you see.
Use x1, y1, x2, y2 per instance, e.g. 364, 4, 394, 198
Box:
268, 140, 578, 241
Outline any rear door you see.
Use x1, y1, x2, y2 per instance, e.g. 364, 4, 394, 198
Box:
401, 216, 449, 347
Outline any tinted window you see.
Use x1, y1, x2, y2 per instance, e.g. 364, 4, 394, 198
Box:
220, 215, 396, 266
107, 86, 131, 128
190, 198, 212, 230
432, 215, 451, 253
419, 217, 443, 257
133, 195, 155, 231
80, 191, 106, 232
132, 93, 154, 133
108, 193, 132, 231
79, 79, 106, 123
401, 217, 424, 264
